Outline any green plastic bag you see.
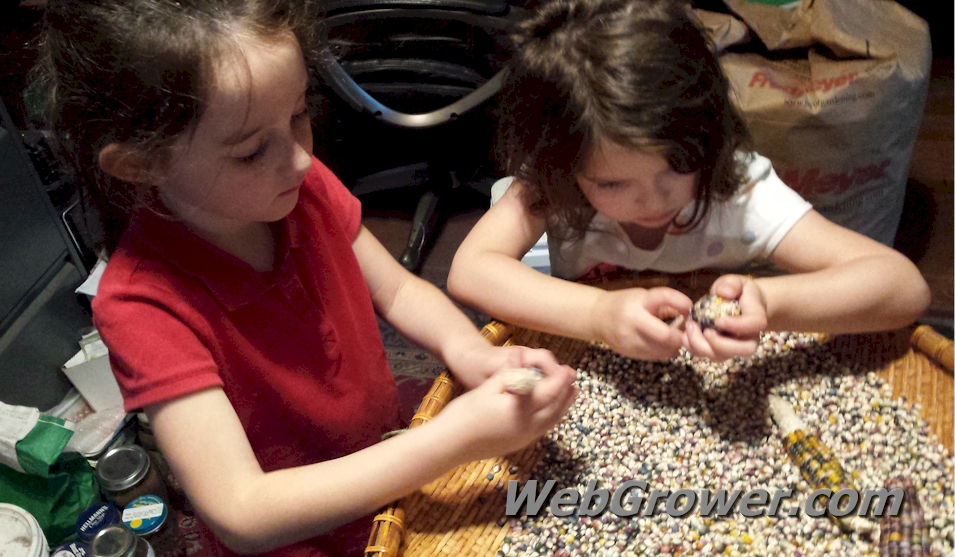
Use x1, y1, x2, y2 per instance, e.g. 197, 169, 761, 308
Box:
0, 401, 99, 545
0, 453, 99, 545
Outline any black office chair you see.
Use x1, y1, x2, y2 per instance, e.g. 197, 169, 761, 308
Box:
314, 0, 521, 271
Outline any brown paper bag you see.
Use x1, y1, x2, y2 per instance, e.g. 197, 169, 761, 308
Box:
703, 0, 931, 245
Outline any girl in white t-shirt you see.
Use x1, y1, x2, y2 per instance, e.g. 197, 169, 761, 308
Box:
448, 0, 930, 362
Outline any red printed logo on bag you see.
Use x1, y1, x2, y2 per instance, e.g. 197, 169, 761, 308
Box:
779, 159, 891, 197
748, 71, 858, 98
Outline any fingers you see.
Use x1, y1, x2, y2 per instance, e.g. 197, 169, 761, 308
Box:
530, 376, 579, 432
711, 313, 764, 338
526, 362, 577, 407
684, 320, 758, 361
644, 287, 694, 317
513, 347, 573, 378
711, 274, 746, 300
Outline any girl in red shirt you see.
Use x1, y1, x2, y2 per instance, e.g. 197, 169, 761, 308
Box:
33, 1, 577, 556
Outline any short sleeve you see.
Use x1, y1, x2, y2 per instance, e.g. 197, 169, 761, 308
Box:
93, 268, 223, 412
737, 153, 813, 258
302, 156, 363, 241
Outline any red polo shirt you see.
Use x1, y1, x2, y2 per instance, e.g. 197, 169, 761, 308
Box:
93, 156, 399, 557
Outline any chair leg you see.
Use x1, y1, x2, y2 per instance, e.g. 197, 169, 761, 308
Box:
399, 190, 439, 272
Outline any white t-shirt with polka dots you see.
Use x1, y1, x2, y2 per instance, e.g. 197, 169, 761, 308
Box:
547, 153, 813, 280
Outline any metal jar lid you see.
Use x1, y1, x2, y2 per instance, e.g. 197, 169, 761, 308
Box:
90, 526, 135, 557
52, 542, 90, 557
96, 445, 150, 492
122, 495, 167, 536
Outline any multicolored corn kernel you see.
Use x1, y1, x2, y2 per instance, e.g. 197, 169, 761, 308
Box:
500, 332, 953, 557
782, 430, 874, 534
690, 294, 741, 330
879, 477, 931, 557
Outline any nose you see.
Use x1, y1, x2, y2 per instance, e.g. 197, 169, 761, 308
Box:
633, 186, 668, 214
292, 140, 312, 176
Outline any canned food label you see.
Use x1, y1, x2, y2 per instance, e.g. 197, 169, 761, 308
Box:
122, 503, 164, 521
52, 542, 91, 557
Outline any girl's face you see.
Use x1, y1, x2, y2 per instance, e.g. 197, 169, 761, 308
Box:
158, 32, 313, 235
576, 139, 698, 230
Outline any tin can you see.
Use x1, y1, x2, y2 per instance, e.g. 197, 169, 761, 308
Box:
121, 495, 167, 537
122, 495, 183, 557
51, 542, 91, 557
76, 504, 122, 543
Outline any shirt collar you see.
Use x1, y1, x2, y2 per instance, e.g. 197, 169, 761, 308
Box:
129, 208, 302, 311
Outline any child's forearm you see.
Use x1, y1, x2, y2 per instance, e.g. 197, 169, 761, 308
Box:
219, 420, 463, 553
377, 272, 490, 358
756, 255, 930, 334
448, 251, 605, 342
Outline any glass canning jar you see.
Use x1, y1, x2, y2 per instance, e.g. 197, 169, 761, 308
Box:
90, 525, 153, 557
96, 445, 169, 508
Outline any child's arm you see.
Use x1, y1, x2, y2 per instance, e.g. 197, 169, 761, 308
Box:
353, 225, 574, 388
448, 181, 692, 361
147, 367, 576, 554
685, 210, 931, 360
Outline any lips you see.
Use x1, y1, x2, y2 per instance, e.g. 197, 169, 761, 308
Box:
633, 212, 676, 227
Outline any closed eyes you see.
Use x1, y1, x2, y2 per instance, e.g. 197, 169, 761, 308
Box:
234, 107, 309, 164
594, 181, 625, 189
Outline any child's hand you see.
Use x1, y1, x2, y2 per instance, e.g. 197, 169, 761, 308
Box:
683, 275, 766, 361
446, 343, 575, 391
592, 287, 693, 361
430, 363, 578, 463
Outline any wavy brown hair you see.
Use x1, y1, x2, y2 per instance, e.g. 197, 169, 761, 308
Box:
31, 0, 321, 254
496, 0, 750, 241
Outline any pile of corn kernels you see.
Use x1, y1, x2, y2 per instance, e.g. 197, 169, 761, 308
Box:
500, 332, 954, 557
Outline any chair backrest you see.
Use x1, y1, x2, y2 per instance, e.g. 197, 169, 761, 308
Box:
317, 7, 517, 129
314, 3, 521, 187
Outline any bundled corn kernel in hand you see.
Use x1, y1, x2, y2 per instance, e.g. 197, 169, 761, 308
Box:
690, 294, 741, 330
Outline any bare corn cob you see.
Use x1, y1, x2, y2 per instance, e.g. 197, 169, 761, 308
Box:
767, 395, 876, 535
879, 476, 932, 557
502, 367, 544, 395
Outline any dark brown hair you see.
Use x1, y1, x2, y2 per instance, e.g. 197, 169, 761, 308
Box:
497, 0, 750, 241
31, 0, 320, 254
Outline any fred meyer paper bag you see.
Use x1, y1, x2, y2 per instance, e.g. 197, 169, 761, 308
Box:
708, 0, 931, 245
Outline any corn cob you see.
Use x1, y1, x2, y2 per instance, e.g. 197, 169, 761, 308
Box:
767, 394, 876, 535
502, 367, 544, 395
879, 476, 931, 556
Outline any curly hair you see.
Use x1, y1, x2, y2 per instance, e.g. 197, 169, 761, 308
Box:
31, 0, 321, 254
496, 0, 750, 241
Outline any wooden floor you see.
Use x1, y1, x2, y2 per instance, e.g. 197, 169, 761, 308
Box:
901, 59, 954, 327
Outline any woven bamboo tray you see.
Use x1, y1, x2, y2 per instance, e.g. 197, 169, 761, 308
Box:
365, 274, 954, 557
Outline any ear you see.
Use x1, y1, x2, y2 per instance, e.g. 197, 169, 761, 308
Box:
97, 143, 163, 185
